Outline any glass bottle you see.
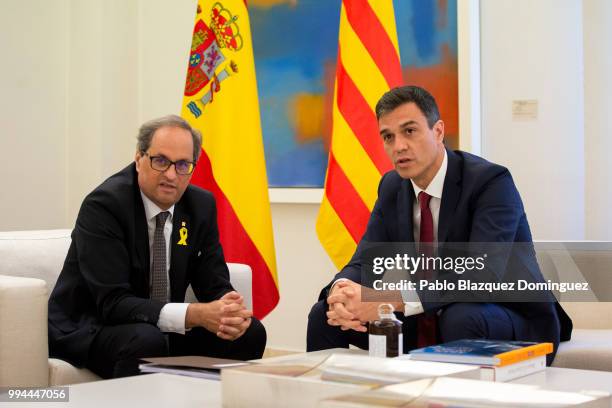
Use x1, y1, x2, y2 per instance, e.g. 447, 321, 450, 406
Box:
368, 303, 403, 358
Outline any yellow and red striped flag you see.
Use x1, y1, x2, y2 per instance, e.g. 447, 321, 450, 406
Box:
181, 0, 278, 318
316, 0, 402, 269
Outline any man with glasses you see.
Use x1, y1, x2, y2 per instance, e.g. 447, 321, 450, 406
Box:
48, 115, 266, 378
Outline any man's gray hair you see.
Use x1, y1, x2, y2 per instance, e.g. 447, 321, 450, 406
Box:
137, 115, 202, 162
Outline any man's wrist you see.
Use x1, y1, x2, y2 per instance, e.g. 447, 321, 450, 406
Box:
391, 301, 405, 315
185, 303, 196, 329
185, 302, 208, 329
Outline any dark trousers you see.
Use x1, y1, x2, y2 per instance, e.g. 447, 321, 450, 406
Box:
306, 300, 522, 353
87, 318, 266, 378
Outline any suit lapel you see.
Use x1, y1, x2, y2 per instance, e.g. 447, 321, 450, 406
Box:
438, 148, 462, 243
170, 202, 191, 302
397, 178, 415, 243
132, 167, 150, 294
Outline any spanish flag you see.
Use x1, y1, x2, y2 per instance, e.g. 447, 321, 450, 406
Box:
316, 0, 402, 269
181, 0, 279, 318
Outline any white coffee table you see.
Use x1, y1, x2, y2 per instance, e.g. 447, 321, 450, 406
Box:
11, 374, 220, 408
15, 351, 612, 407
514, 366, 612, 394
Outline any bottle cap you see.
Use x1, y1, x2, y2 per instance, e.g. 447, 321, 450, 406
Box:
377, 303, 395, 319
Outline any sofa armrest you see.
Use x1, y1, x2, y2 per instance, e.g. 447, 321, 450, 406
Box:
48, 358, 100, 385
0, 275, 49, 386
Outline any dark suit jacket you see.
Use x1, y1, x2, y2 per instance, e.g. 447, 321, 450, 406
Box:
48, 163, 233, 367
319, 149, 572, 362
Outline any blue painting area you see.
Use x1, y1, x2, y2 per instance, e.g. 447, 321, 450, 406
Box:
250, 0, 340, 187
256, 58, 317, 159
445, 1, 459, 55
394, 0, 458, 67
267, 140, 328, 187
250, 0, 457, 187
397, 0, 437, 63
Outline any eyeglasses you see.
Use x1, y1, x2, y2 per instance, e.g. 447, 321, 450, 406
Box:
141, 152, 195, 175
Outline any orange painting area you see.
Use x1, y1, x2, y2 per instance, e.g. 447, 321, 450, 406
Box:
289, 93, 325, 144
403, 44, 459, 150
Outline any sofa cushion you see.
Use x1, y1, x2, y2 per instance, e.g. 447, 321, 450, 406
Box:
0, 229, 71, 294
553, 329, 612, 371
560, 302, 612, 329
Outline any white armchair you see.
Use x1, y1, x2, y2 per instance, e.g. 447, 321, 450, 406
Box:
0, 229, 252, 387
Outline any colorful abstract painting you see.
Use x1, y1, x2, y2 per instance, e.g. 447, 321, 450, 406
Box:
250, 0, 458, 187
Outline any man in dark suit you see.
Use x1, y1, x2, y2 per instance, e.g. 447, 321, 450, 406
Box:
307, 86, 571, 364
49, 115, 266, 378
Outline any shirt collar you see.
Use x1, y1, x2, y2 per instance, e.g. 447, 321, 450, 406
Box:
411, 149, 448, 201
140, 191, 175, 222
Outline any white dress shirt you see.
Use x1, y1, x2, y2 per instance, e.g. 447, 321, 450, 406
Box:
401, 150, 448, 316
140, 192, 189, 334
410, 150, 447, 244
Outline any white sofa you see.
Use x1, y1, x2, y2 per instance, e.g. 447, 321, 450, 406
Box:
0, 229, 253, 387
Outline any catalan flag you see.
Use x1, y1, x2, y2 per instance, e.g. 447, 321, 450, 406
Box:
316, 0, 402, 269
181, 0, 279, 318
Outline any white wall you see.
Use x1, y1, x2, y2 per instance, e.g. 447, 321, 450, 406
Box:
265, 204, 336, 350
583, 0, 612, 240
480, 0, 585, 240
1, 0, 611, 351
1, 0, 69, 230
138, 0, 194, 121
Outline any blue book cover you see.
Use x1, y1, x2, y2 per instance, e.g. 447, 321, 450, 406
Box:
409, 339, 552, 366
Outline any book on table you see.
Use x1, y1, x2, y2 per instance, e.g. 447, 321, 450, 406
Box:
138, 355, 250, 380
409, 339, 553, 366
478, 354, 547, 382
396, 353, 547, 382
318, 353, 481, 385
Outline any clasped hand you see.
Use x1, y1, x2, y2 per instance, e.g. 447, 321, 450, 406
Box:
326, 280, 382, 332
186, 291, 252, 340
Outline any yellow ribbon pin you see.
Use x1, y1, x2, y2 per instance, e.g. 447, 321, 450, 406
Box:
177, 221, 188, 246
